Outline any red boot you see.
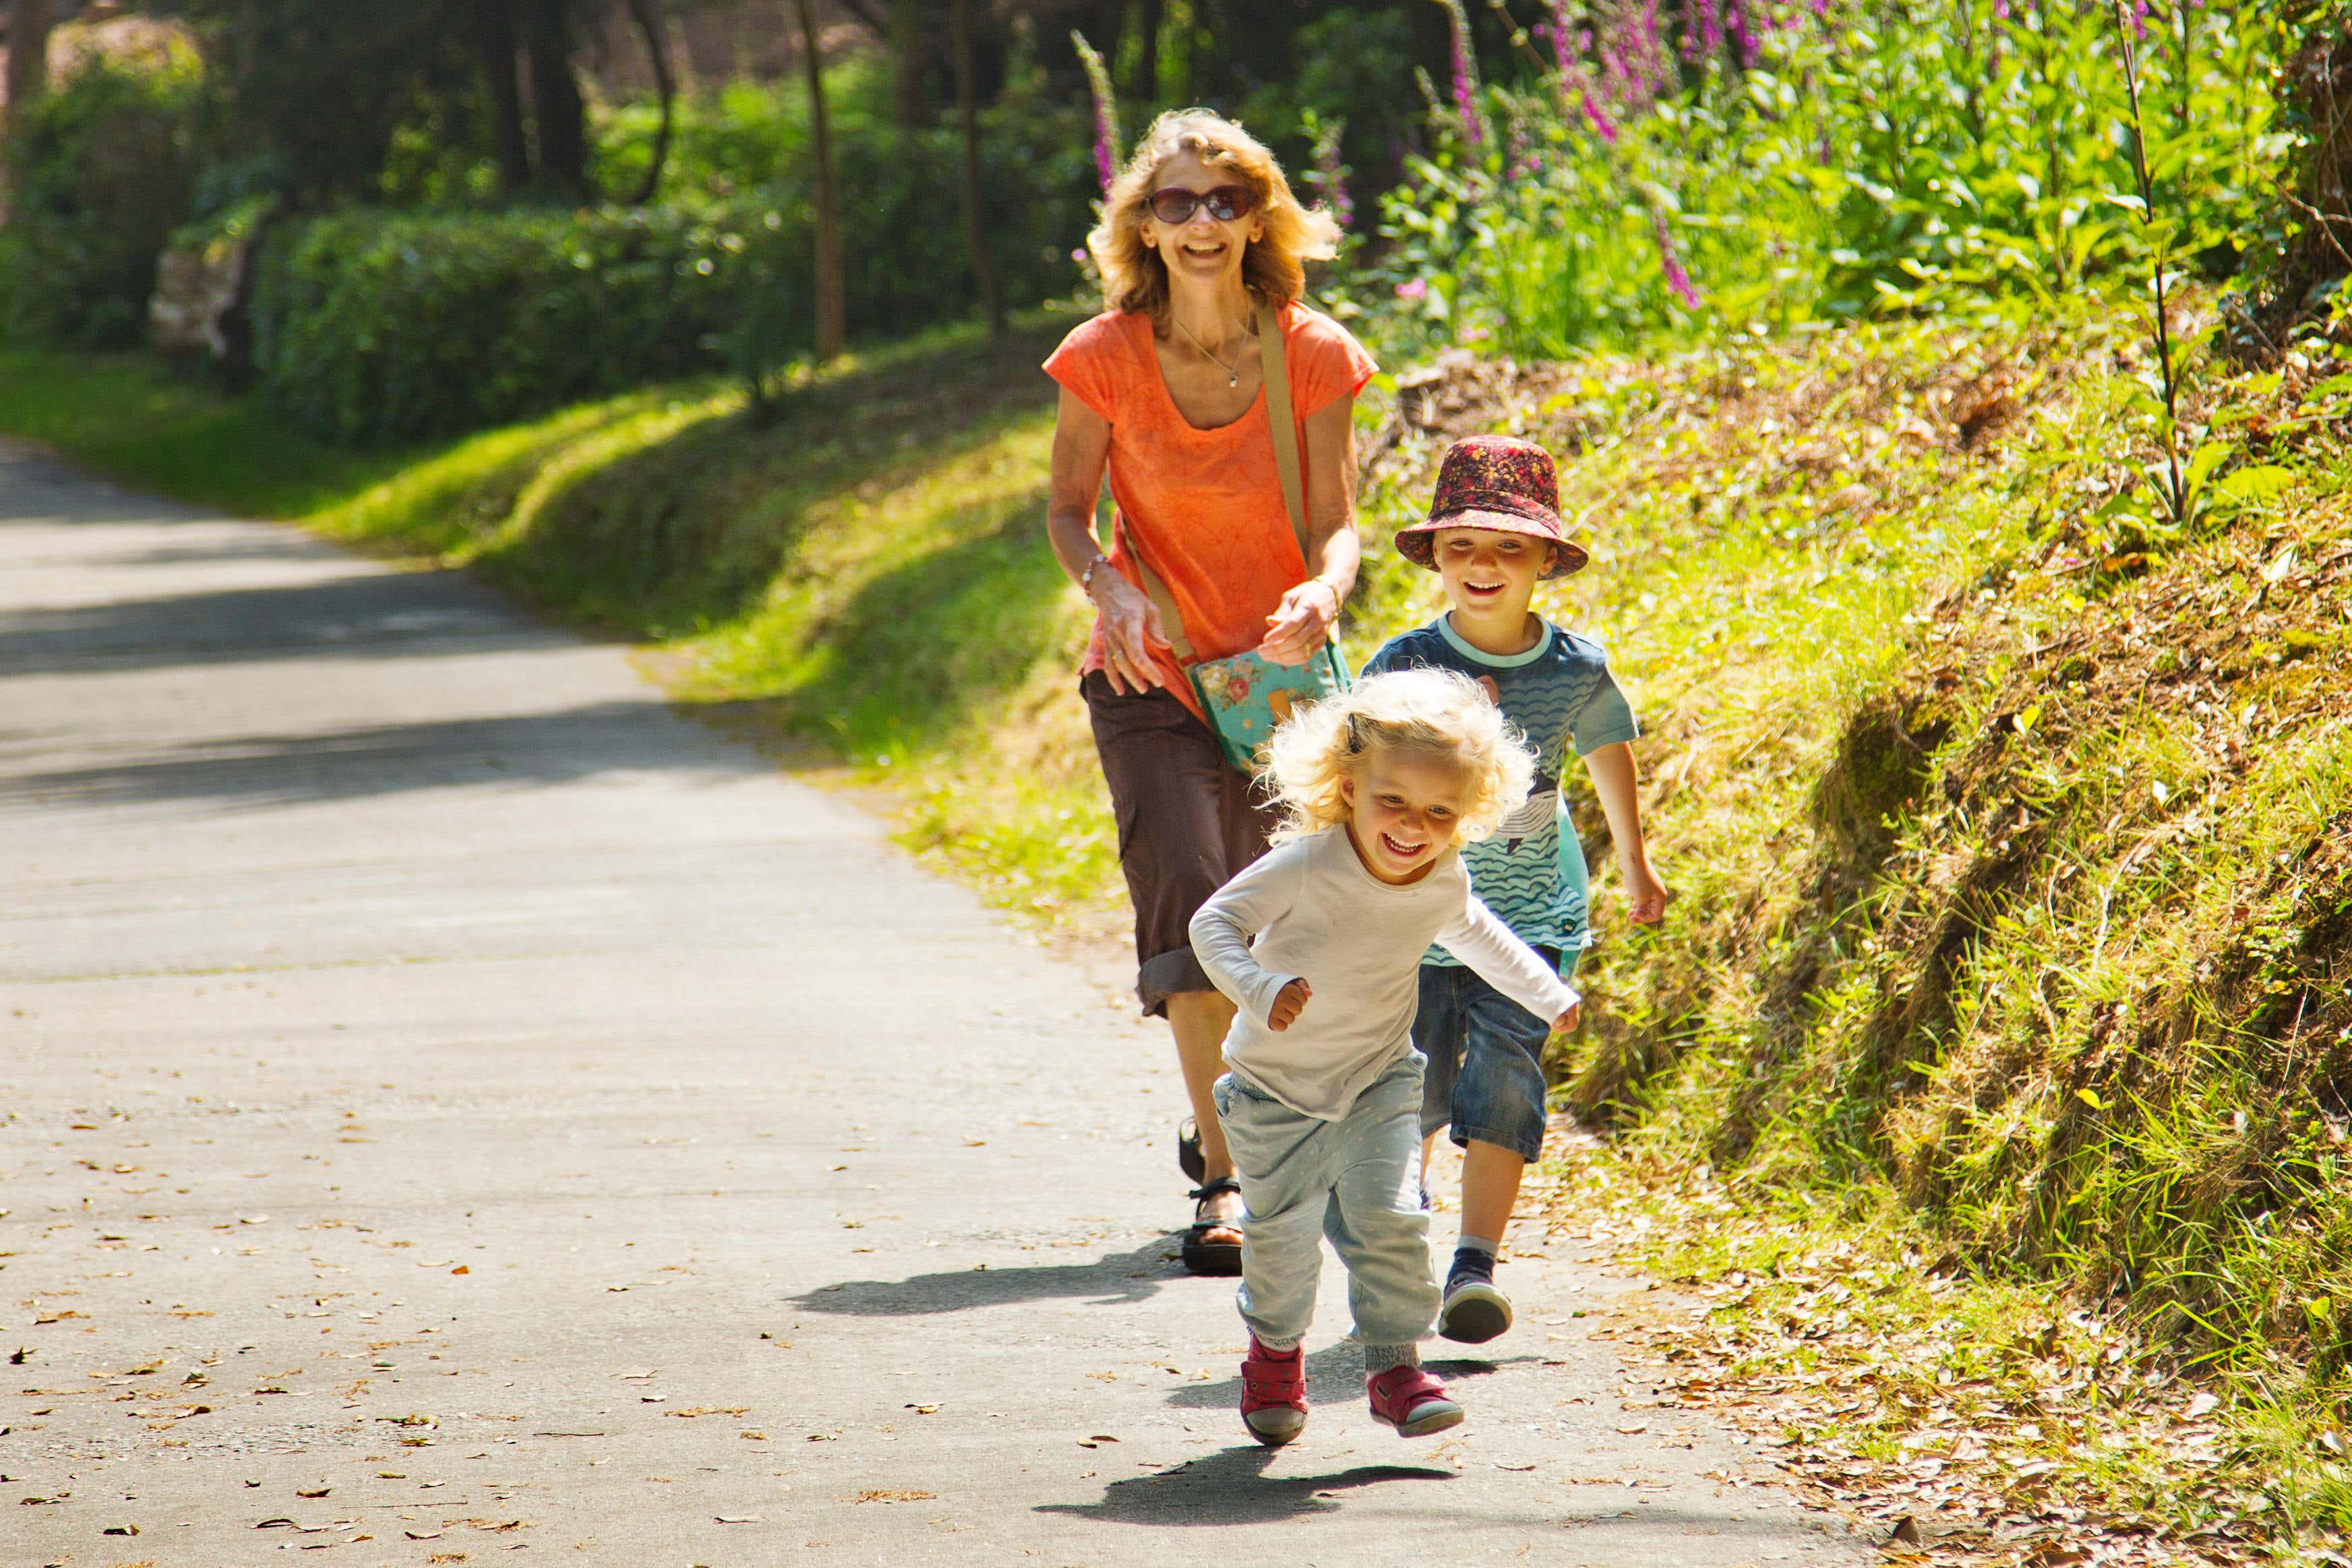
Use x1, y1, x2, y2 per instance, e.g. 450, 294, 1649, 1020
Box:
1240, 1336, 1308, 1446
1366, 1363, 1464, 1437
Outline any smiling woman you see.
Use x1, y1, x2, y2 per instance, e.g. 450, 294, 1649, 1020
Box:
1039, 110, 1375, 1275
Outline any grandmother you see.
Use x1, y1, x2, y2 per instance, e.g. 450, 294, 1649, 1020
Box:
1042, 109, 1376, 1275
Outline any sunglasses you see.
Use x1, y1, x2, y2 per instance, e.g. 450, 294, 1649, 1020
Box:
1147, 183, 1261, 225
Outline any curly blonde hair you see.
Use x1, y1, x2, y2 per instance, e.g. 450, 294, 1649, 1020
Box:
1261, 669, 1535, 847
1088, 109, 1342, 322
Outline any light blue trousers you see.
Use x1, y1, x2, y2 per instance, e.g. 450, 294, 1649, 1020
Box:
1212, 1055, 1440, 1356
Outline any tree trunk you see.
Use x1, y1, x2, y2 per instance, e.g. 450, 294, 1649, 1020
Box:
5, 0, 55, 130
523, 0, 591, 204
951, 0, 1001, 334
891, 0, 929, 126
472, 0, 532, 198
623, 0, 674, 204
795, 0, 847, 359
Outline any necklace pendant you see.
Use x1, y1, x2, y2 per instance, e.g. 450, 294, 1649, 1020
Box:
1228, 371, 1240, 388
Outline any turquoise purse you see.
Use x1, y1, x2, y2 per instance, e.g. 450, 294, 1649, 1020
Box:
1130, 299, 1350, 774
1183, 640, 1351, 772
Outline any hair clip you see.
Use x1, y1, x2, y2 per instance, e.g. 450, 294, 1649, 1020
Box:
1344, 714, 1365, 754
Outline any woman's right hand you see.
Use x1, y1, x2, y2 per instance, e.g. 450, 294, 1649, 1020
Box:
1090, 568, 1174, 695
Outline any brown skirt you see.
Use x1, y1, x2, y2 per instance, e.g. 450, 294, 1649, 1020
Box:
1082, 671, 1281, 1017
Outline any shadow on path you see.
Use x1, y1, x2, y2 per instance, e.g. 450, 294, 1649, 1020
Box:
790, 1240, 1180, 1316
0, 701, 768, 808
1035, 1443, 1454, 1526
0, 572, 551, 675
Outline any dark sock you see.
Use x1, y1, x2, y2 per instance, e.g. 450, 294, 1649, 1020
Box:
1449, 1245, 1496, 1286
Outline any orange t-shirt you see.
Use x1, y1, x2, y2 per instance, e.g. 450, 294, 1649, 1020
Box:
1044, 301, 1379, 723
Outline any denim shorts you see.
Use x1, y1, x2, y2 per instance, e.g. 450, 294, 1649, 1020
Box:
1414, 948, 1571, 1162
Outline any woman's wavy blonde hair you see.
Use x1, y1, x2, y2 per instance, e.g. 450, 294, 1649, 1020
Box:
1262, 668, 1535, 847
1089, 109, 1342, 322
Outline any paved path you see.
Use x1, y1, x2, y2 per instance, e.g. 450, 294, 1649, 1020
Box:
0, 440, 1869, 1567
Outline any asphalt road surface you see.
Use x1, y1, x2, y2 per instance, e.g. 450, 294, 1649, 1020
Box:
0, 438, 1872, 1566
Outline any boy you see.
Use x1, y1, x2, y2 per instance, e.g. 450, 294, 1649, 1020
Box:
1362, 434, 1670, 1344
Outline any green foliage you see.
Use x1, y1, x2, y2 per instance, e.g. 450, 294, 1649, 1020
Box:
147, 0, 479, 204
249, 204, 791, 444
591, 55, 1096, 329
248, 55, 1097, 445
0, 55, 204, 349
1357, 0, 2297, 360
0, 346, 417, 516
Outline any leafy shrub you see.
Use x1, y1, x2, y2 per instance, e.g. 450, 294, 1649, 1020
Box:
0, 53, 203, 349
250, 204, 795, 444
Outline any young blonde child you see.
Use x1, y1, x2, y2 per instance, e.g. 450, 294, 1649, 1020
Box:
1188, 667, 1580, 1446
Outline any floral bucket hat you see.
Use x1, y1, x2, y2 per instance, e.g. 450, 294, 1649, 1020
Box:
1393, 433, 1588, 579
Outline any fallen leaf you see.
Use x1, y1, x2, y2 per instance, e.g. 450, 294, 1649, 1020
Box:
853, 1490, 936, 1503
450, 1265, 470, 1276
297, 1487, 330, 1499
715, 1515, 762, 1524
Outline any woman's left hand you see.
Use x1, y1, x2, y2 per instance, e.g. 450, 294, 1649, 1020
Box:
1255, 578, 1341, 666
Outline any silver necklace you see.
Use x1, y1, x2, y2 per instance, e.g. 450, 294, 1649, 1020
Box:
1172, 315, 1246, 388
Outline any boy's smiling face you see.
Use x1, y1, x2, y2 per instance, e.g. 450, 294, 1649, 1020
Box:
1433, 526, 1552, 622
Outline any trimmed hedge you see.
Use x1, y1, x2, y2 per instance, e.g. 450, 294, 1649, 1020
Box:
250, 206, 777, 444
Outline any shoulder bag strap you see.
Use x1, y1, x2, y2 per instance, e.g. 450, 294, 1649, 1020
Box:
1120, 519, 1195, 663
1254, 297, 1311, 560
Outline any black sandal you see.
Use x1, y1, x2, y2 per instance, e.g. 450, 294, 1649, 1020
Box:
1177, 1117, 1207, 1185
1181, 1176, 1243, 1276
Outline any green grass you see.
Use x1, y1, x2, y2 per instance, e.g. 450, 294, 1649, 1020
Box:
0, 349, 420, 518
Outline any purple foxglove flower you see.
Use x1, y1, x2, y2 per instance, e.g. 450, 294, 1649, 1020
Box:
1653, 209, 1701, 307
1071, 30, 1120, 193
1308, 119, 1354, 228
1436, 0, 1486, 146
1684, 0, 1724, 61
1726, 0, 1759, 65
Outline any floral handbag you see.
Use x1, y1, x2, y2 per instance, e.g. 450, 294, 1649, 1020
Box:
1184, 639, 1351, 773
1128, 299, 1350, 774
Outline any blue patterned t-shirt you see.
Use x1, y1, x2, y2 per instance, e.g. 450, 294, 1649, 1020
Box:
1360, 615, 1639, 967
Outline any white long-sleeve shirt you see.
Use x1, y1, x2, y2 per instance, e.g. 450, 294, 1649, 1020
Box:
1188, 827, 1581, 1121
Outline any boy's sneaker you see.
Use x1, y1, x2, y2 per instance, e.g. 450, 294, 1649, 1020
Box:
1439, 1249, 1513, 1344
1366, 1364, 1464, 1437
1239, 1336, 1308, 1446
